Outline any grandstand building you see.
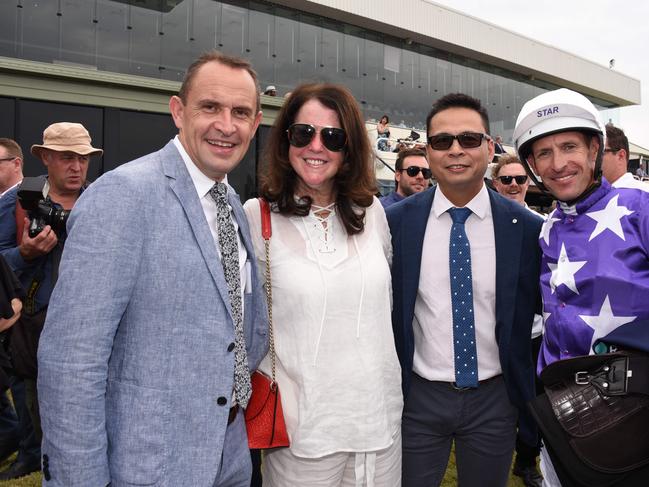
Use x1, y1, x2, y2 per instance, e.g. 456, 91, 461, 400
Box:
0, 0, 641, 197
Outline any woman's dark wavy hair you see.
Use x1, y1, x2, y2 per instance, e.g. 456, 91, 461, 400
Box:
259, 83, 376, 235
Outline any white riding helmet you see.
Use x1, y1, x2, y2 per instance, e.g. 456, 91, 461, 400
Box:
513, 88, 606, 194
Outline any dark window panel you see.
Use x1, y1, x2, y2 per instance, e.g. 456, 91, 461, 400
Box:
0, 0, 617, 140
0, 98, 15, 140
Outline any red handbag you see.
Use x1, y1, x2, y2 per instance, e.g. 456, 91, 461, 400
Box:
245, 198, 290, 449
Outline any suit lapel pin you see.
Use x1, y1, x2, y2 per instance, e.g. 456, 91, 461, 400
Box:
512, 218, 518, 224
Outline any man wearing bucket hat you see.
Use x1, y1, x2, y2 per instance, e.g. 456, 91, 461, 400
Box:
30, 123, 102, 191
513, 88, 649, 486
0, 122, 101, 481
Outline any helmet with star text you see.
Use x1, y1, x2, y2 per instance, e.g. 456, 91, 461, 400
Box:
513, 88, 606, 199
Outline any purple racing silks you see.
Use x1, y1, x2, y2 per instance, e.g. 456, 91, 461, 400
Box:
538, 178, 649, 374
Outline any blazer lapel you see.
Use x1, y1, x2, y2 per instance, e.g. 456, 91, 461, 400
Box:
161, 142, 234, 319
400, 188, 436, 319
490, 190, 523, 344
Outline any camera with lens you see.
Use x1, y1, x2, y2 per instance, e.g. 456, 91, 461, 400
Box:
394, 130, 422, 151
17, 177, 71, 239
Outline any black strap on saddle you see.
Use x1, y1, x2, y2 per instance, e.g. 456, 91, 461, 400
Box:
529, 351, 649, 487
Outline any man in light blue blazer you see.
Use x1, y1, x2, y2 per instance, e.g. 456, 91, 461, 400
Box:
37, 51, 268, 487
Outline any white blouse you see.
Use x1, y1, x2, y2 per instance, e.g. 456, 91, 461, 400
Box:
243, 196, 403, 458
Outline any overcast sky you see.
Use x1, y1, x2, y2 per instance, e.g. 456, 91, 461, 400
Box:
432, 0, 649, 149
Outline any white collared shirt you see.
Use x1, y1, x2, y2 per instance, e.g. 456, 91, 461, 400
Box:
413, 184, 502, 382
612, 172, 649, 191
173, 136, 248, 300
0, 180, 22, 199
524, 204, 545, 338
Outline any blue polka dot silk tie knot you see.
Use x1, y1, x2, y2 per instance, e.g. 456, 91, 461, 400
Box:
209, 182, 252, 408
448, 207, 478, 388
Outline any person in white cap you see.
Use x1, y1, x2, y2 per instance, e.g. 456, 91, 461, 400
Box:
0, 121, 102, 481
513, 88, 649, 487
263, 85, 277, 96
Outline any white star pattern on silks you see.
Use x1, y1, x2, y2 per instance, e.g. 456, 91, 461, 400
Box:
548, 243, 587, 295
585, 194, 633, 241
541, 310, 551, 335
539, 215, 560, 246
579, 295, 637, 349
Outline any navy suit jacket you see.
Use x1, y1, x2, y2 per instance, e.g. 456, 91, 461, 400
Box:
0, 186, 18, 251
386, 186, 542, 445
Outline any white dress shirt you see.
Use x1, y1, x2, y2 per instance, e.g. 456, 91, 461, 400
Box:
0, 180, 21, 199
413, 184, 502, 382
173, 136, 248, 300
612, 172, 649, 191
524, 204, 545, 338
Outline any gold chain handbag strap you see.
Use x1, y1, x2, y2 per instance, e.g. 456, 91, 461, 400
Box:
258, 198, 276, 385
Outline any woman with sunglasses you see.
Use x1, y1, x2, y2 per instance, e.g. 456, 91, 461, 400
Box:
244, 83, 402, 486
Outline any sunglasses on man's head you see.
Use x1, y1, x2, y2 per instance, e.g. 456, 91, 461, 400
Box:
497, 175, 528, 185
399, 166, 432, 179
427, 132, 490, 151
286, 123, 347, 152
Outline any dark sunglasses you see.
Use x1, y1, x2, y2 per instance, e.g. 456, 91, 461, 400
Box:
400, 166, 432, 179
287, 123, 347, 152
427, 132, 490, 151
497, 175, 528, 185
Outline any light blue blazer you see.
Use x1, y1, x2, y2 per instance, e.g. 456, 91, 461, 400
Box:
37, 141, 268, 486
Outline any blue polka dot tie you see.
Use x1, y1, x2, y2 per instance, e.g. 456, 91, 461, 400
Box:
448, 207, 478, 388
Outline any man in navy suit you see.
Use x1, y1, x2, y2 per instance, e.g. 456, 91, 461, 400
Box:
0, 138, 24, 249
387, 93, 542, 487
0, 138, 41, 481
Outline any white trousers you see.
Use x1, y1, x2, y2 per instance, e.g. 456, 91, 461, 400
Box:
540, 446, 562, 487
263, 430, 402, 487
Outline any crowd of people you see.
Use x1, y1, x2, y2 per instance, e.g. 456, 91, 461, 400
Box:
0, 123, 102, 481
0, 49, 648, 487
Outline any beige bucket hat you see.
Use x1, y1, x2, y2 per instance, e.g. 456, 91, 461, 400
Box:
31, 122, 103, 157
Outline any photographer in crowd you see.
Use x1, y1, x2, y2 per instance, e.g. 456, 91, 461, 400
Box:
0, 122, 102, 481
